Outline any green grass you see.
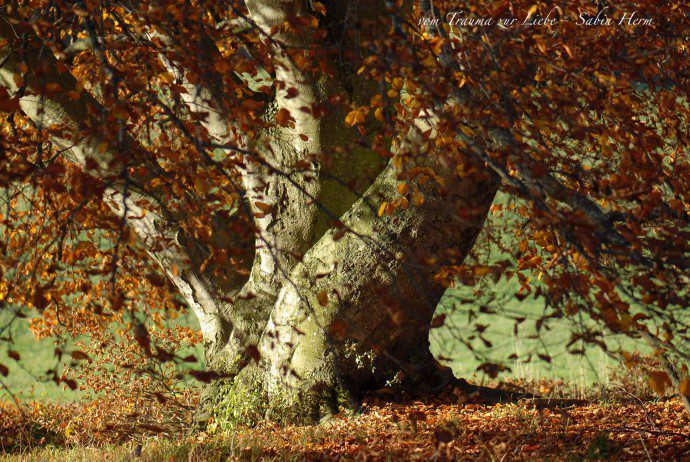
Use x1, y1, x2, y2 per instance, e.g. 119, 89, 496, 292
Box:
0, 308, 79, 402
1, 285, 634, 403
0, 193, 641, 402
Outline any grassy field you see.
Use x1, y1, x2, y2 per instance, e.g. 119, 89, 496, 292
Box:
0, 286, 634, 403
0, 307, 79, 402
0, 193, 641, 402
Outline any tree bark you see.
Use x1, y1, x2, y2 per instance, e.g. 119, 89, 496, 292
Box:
249, 113, 499, 423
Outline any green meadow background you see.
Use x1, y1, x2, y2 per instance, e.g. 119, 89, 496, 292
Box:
0, 194, 637, 403
0, 296, 630, 402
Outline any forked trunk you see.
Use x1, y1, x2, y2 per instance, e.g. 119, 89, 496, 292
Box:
203, 119, 499, 425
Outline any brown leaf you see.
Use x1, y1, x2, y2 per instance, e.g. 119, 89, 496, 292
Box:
0, 87, 19, 113
649, 371, 671, 395
317, 289, 329, 307
430, 314, 446, 329
276, 108, 295, 127
246, 345, 261, 362
680, 377, 690, 397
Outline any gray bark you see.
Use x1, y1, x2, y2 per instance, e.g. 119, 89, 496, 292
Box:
255, 113, 498, 422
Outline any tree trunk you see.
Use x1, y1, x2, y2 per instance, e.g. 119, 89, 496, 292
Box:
206, 116, 499, 425
0, 21, 253, 369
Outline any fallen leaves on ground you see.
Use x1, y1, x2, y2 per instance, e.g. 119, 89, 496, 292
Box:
1, 385, 689, 461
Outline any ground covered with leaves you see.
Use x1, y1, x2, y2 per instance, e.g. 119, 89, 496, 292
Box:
2, 380, 690, 461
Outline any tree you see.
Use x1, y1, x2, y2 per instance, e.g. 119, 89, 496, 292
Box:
0, 0, 689, 424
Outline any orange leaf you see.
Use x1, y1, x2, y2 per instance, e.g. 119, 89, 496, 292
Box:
312, 1, 326, 15
474, 266, 492, 277
680, 377, 690, 397
317, 289, 329, 307
649, 371, 671, 395
276, 108, 294, 127
378, 202, 388, 217
255, 202, 273, 213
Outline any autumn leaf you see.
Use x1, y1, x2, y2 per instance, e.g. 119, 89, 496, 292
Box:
254, 202, 273, 213
473, 266, 492, 277
276, 108, 295, 127
317, 289, 329, 307
649, 371, 671, 395
377, 202, 388, 217
0, 87, 19, 113
430, 313, 446, 329
345, 107, 368, 126
311, 1, 326, 15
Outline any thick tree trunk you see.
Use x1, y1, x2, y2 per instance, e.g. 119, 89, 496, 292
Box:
206, 115, 499, 425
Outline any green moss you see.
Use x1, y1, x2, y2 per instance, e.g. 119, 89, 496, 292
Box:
262, 378, 359, 426
207, 377, 266, 431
